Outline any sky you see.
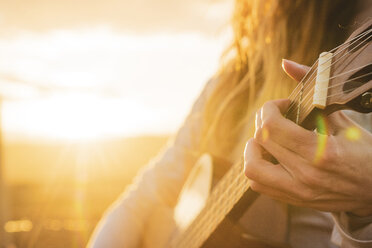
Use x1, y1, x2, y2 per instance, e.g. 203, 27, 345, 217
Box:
0, 0, 233, 141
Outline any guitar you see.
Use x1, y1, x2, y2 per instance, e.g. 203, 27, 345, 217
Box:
144, 19, 372, 248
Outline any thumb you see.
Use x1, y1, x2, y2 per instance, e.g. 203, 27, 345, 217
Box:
282, 59, 310, 82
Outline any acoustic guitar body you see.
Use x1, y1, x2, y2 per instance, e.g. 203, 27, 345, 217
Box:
198, 155, 272, 248
144, 153, 270, 248
143, 154, 214, 248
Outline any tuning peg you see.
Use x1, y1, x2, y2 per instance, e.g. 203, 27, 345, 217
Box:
361, 92, 372, 109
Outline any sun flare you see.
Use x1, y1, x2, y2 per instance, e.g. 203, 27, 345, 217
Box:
3, 93, 160, 141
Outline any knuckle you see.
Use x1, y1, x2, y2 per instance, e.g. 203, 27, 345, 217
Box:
298, 188, 317, 201
262, 101, 273, 110
255, 119, 274, 143
303, 172, 317, 186
262, 102, 269, 111
244, 160, 256, 179
262, 115, 275, 131
296, 168, 320, 187
250, 181, 260, 192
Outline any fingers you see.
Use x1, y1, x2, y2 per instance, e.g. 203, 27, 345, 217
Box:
255, 99, 318, 162
244, 140, 320, 203
282, 59, 310, 82
244, 139, 294, 193
255, 133, 303, 177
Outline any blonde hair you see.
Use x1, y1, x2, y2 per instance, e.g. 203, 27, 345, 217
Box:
201, 0, 358, 161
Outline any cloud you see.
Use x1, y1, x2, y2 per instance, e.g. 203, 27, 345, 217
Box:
0, 0, 232, 35
0, 27, 230, 136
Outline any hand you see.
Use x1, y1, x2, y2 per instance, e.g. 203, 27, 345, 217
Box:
243, 60, 372, 216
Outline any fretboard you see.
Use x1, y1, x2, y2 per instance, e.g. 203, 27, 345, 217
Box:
169, 160, 249, 248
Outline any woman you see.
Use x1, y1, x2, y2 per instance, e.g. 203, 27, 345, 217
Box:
88, 0, 372, 247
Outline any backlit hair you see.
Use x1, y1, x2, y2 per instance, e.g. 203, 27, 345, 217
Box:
200, 0, 358, 161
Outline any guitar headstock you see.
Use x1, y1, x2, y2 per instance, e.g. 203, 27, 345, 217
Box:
286, 19, 372, 128
327, 19, 372, 112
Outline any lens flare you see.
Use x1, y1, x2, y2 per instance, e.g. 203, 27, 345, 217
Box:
314, 115, 328, 164
345, 126, 361, 141
4, 219, 33, 233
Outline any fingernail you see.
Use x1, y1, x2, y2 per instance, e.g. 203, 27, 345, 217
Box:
282, 58, 299, 67
282, 59, 302, 72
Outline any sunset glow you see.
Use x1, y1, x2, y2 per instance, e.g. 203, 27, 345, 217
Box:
0, 0, 233, 247
1, 29, 230, 141
3, 93, 166, 141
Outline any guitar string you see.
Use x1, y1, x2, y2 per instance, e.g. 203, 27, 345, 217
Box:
298, 63, 372, 110
291, 62, 372, 114
286, 28, 372, 110
175, 164, 242, 246
184, 163, 247, 247
289, 30, 372, 114
171, 27, 372, 248
287, 83, 372, 124
286, 39, 371, 120
286, 29, 372, 117
171, 160, 244, 247
291, 62, 372, 120
173, 163, 247, 247
302, 80, 372, 107
285, 28, 372, 102
285, 28, 372, 107
313, 71, 372, 92
286, 34, 372, 115
286, 31, 372, 115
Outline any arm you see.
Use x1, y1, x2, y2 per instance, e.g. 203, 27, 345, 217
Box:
87, 77, 218, 248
